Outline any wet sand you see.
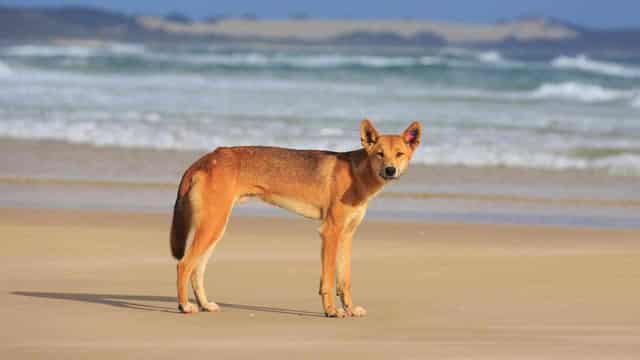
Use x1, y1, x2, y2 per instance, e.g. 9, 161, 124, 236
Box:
2, 138, 639, 228
1, 208, 639, 359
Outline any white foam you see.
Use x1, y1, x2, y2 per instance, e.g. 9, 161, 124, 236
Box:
176, 53, 420, 68
418, 145, 640, 175
274, 54, 344, 68
1, 113, 639, 175
1, 46, 639, 175
599, 154, 640, 176
274, 54, 364, 68
530, 82, 630, 103
352, 55, 417, 67
3, 43, 147, 58
551, 54, 640, 78
1, 44, 519, 70
476, 51, 503, 63
105, 43, 147, 55
419, 56, 443, 65
395, 83, 639, 107
4, 45, 95, 57
0, 60, 12, 76
438, 48, 521, 68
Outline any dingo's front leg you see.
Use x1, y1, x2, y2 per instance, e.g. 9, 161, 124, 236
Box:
336, 210, 367, 318
318, 219, 345, 318
336, 233, 367, 317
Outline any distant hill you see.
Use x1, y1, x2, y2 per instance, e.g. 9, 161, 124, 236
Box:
1, 5, 639, 50
496, 17, 640, 51
0, 6, 219, 42
0, 6, 145, 41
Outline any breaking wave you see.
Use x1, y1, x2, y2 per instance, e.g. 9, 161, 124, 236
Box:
551, 54, 640, 78
1, 44, 529, 70
1, 116, 639, 175
476, 50, 502, 63
6, 44, 640, 79
400, 82, 639, 107
3, 43, 146, 57
2, 43, 640, 175
529, 82, 638, 104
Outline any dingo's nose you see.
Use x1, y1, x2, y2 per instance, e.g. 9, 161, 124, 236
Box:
384, 166, 396, 177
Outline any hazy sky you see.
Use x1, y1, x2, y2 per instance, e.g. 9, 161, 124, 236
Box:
3, 0, 639, 28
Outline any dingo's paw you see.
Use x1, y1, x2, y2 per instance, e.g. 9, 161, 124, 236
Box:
325, 307, 347, 318
200, 302, 220, 312
349, 305, 367, 317
178, 303, 198, 314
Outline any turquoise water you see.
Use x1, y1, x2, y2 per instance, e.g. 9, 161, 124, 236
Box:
1, 43, 639, 174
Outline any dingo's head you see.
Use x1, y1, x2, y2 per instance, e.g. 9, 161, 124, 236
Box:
360, 119, 422, 181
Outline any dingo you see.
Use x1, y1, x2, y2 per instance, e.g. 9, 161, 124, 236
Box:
170, 119, 422, 317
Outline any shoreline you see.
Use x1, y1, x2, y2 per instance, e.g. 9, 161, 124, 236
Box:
3, 137, 638, 182
1, 138, 638, 229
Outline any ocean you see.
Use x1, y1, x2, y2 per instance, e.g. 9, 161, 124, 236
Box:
1, 42, 639, 175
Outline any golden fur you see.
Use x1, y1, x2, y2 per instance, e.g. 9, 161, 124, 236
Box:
170, 119, 422, 317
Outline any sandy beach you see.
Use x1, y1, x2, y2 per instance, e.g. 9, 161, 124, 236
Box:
2, 38, 640, 358
1, 207, 639, 359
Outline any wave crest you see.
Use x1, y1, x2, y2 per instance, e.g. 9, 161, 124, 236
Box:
476, 51, 503, 63
3, 43, 146, 58
530, 82, 634, 103
551, 54, 640, 78
2, 44, 531, 70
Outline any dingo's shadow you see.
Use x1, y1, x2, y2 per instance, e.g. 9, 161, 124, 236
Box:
10, 291, 325, 317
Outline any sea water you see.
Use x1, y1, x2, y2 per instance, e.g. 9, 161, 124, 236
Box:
1, 42, 639, 175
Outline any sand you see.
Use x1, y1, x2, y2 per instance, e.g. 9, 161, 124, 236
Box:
1, 207, 639, 359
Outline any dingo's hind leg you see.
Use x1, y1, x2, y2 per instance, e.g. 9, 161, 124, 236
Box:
176, 226, 210, 314
190, 226, 227, 312
177, 184, 234, 314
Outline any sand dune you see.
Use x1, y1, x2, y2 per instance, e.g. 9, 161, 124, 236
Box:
138, 17, 578, 43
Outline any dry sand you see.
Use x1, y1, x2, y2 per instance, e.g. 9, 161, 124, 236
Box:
1, 207, 639, 359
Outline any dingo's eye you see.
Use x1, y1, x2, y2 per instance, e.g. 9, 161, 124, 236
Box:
376, 151, 384, 158
396, 152, 405, 158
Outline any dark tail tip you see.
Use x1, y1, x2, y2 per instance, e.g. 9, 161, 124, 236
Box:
170, 200, 188, 260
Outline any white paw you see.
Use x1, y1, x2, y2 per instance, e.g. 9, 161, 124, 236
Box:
351, 305, 367, 317
325, 307, 347, 318
179, 302, 199, 314
200, 302, 220, 312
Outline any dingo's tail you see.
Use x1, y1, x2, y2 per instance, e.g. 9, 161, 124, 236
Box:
170, 199, 188, 260
170, 169, 197, 260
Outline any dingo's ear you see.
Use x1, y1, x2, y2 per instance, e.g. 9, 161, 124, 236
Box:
360, 119, 379, 152
402, 121, 422, 150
